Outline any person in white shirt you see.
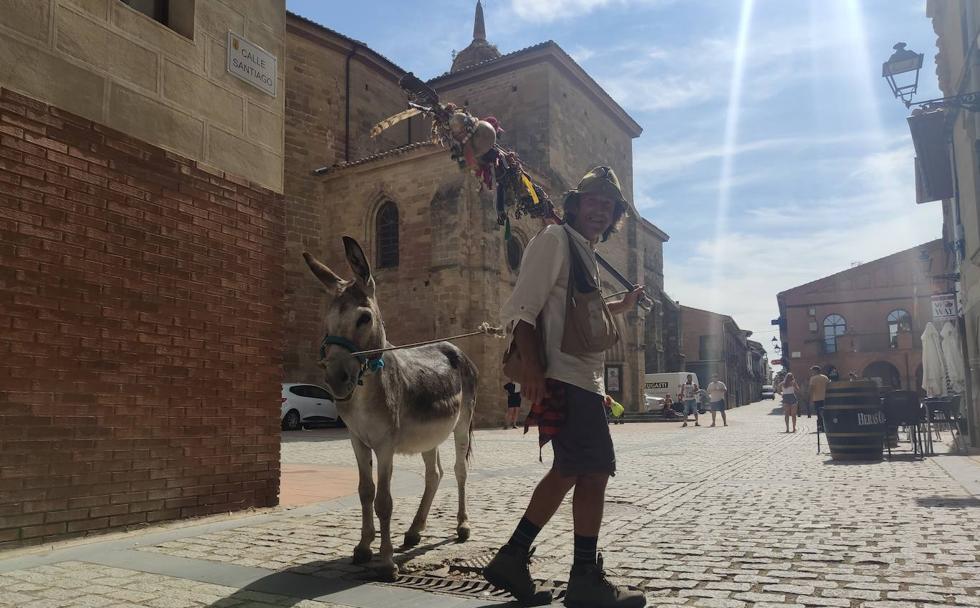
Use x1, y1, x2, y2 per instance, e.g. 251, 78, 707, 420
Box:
707, 374, 728, 427
485, 166, 647, 608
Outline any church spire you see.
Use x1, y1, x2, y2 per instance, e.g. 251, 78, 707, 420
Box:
473, 0, 486, 41
451, 0, 501, 73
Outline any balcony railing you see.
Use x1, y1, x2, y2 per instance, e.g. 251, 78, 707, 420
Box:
819, 331, 920, 355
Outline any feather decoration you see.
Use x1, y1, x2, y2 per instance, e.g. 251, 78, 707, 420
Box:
370, 108, 422, 138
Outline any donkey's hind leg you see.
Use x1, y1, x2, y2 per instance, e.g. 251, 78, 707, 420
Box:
453, 409, 473, 542
404, 447, 442, 548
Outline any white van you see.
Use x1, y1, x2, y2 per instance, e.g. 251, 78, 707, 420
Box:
644, 372, 700, 410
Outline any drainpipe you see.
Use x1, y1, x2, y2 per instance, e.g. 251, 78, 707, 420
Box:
345, 43, 361, 163
947, 134, 978, 447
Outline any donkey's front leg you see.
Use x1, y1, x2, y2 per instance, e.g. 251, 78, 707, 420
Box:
374, 446, 398, 581
404, 447, 442, 547
349, 437, 375, 565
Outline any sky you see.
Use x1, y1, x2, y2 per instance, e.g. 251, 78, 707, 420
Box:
287, 0, 944, 359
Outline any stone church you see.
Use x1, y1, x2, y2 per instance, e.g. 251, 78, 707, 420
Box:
283, 3, 669, 426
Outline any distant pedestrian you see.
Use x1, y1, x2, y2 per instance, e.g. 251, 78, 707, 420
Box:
848, 370, 858, 382
707, 374, 728, 427
679, 374, 700, 427
661, 394, 676, 418
807, 365, 830, 431
781, 373, 801, 433
503, 382, 521, 429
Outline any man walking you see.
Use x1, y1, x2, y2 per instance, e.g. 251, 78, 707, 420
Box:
707, 374, 728, 427
485, 167, 647, 608
808, 365, 830, 431
680, 374, 700, 427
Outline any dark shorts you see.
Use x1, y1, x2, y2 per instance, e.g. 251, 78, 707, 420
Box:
710, 399, 725, 412
813, 399, 825, 409
507, 401, 521, 409
551, 381, 616, 477
782, 394, 798, 406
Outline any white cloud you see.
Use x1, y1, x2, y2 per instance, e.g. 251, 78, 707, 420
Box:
508, 0, 670, 22
568, 46, 596, 63
662, 140, 942, 340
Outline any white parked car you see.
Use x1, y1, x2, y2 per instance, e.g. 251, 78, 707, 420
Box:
281, 383, 339, 430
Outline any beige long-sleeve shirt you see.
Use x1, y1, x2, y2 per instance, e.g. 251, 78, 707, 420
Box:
500, 224, 605, 395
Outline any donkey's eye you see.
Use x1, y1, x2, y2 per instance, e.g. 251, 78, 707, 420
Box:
356, 313, 372, 326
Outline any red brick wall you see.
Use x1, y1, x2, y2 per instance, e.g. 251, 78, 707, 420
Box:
0, 88, 284, 548
778, 240, 948, 391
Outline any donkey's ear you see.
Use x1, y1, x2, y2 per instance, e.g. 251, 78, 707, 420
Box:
342, 236, 375, 296
303, 252, 343, 292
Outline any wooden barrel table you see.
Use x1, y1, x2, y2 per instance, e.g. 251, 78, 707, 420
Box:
822, 380, 884, 461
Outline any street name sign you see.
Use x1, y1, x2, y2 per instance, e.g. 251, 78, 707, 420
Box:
227, 32, 276, 97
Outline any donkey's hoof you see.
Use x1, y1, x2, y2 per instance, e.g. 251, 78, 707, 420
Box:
403, 530, 422, 548
456, 525, 471, 543
352, 545, 373, 565
376, 562, 399, 582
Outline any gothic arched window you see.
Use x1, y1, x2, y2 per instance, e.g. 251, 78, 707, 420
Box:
506, 235, 524, 273
376, 201, 399, 269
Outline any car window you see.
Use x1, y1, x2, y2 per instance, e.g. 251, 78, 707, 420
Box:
289, 386, 310, 398
308, 386, 332, 400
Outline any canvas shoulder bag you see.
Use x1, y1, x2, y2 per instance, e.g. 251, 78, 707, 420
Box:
502, 313, 545, 383
560, 227, 620, 355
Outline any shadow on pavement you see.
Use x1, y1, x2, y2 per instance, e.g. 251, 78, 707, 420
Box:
915, 496, 980, 508
201, 557, 363, 607
200, 537, 469, 607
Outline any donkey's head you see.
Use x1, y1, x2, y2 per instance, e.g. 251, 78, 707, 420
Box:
303, 237, 386, 401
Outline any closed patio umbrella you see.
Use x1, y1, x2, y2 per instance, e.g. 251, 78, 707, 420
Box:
940, 321, 966, 394
921, 322, 947, 397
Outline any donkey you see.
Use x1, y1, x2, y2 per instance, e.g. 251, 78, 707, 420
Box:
302, 237, 478, 581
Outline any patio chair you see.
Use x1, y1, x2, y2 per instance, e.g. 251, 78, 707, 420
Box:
881, 390, 925, 459
925, 395, 966, 453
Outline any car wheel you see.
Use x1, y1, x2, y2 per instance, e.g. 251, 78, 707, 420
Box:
282, 409, 301, 431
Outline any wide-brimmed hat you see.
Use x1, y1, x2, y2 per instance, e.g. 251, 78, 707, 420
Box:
810, 365, 821, 371
563, 166, 635, 216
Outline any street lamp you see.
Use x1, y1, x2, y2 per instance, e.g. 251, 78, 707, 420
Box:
882, 42, 923, 105
882, 42, 980, 111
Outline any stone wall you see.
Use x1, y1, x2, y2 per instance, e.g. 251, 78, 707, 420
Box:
313, 149, 513, 427
0, 88, 283, 548
282, 16, 411, 383
0, 0, 286, 192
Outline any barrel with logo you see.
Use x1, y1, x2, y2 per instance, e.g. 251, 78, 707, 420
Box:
821, 380, 884, 461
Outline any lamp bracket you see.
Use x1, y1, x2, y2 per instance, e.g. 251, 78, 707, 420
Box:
909, 92, 980, 112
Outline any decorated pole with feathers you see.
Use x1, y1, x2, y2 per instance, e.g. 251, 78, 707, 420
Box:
370, 73, 654, 311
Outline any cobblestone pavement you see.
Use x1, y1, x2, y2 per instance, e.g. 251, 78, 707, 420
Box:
2, 401, 980, 607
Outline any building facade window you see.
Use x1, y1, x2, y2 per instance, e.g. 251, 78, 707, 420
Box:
376, 201, 399, 268
506, 236, 524, 272
887, 309, 912, 347
118, 0, 195, 39
823, 314, 846, 353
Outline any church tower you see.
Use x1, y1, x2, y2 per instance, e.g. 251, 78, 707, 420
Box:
451, 1, 502, 73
